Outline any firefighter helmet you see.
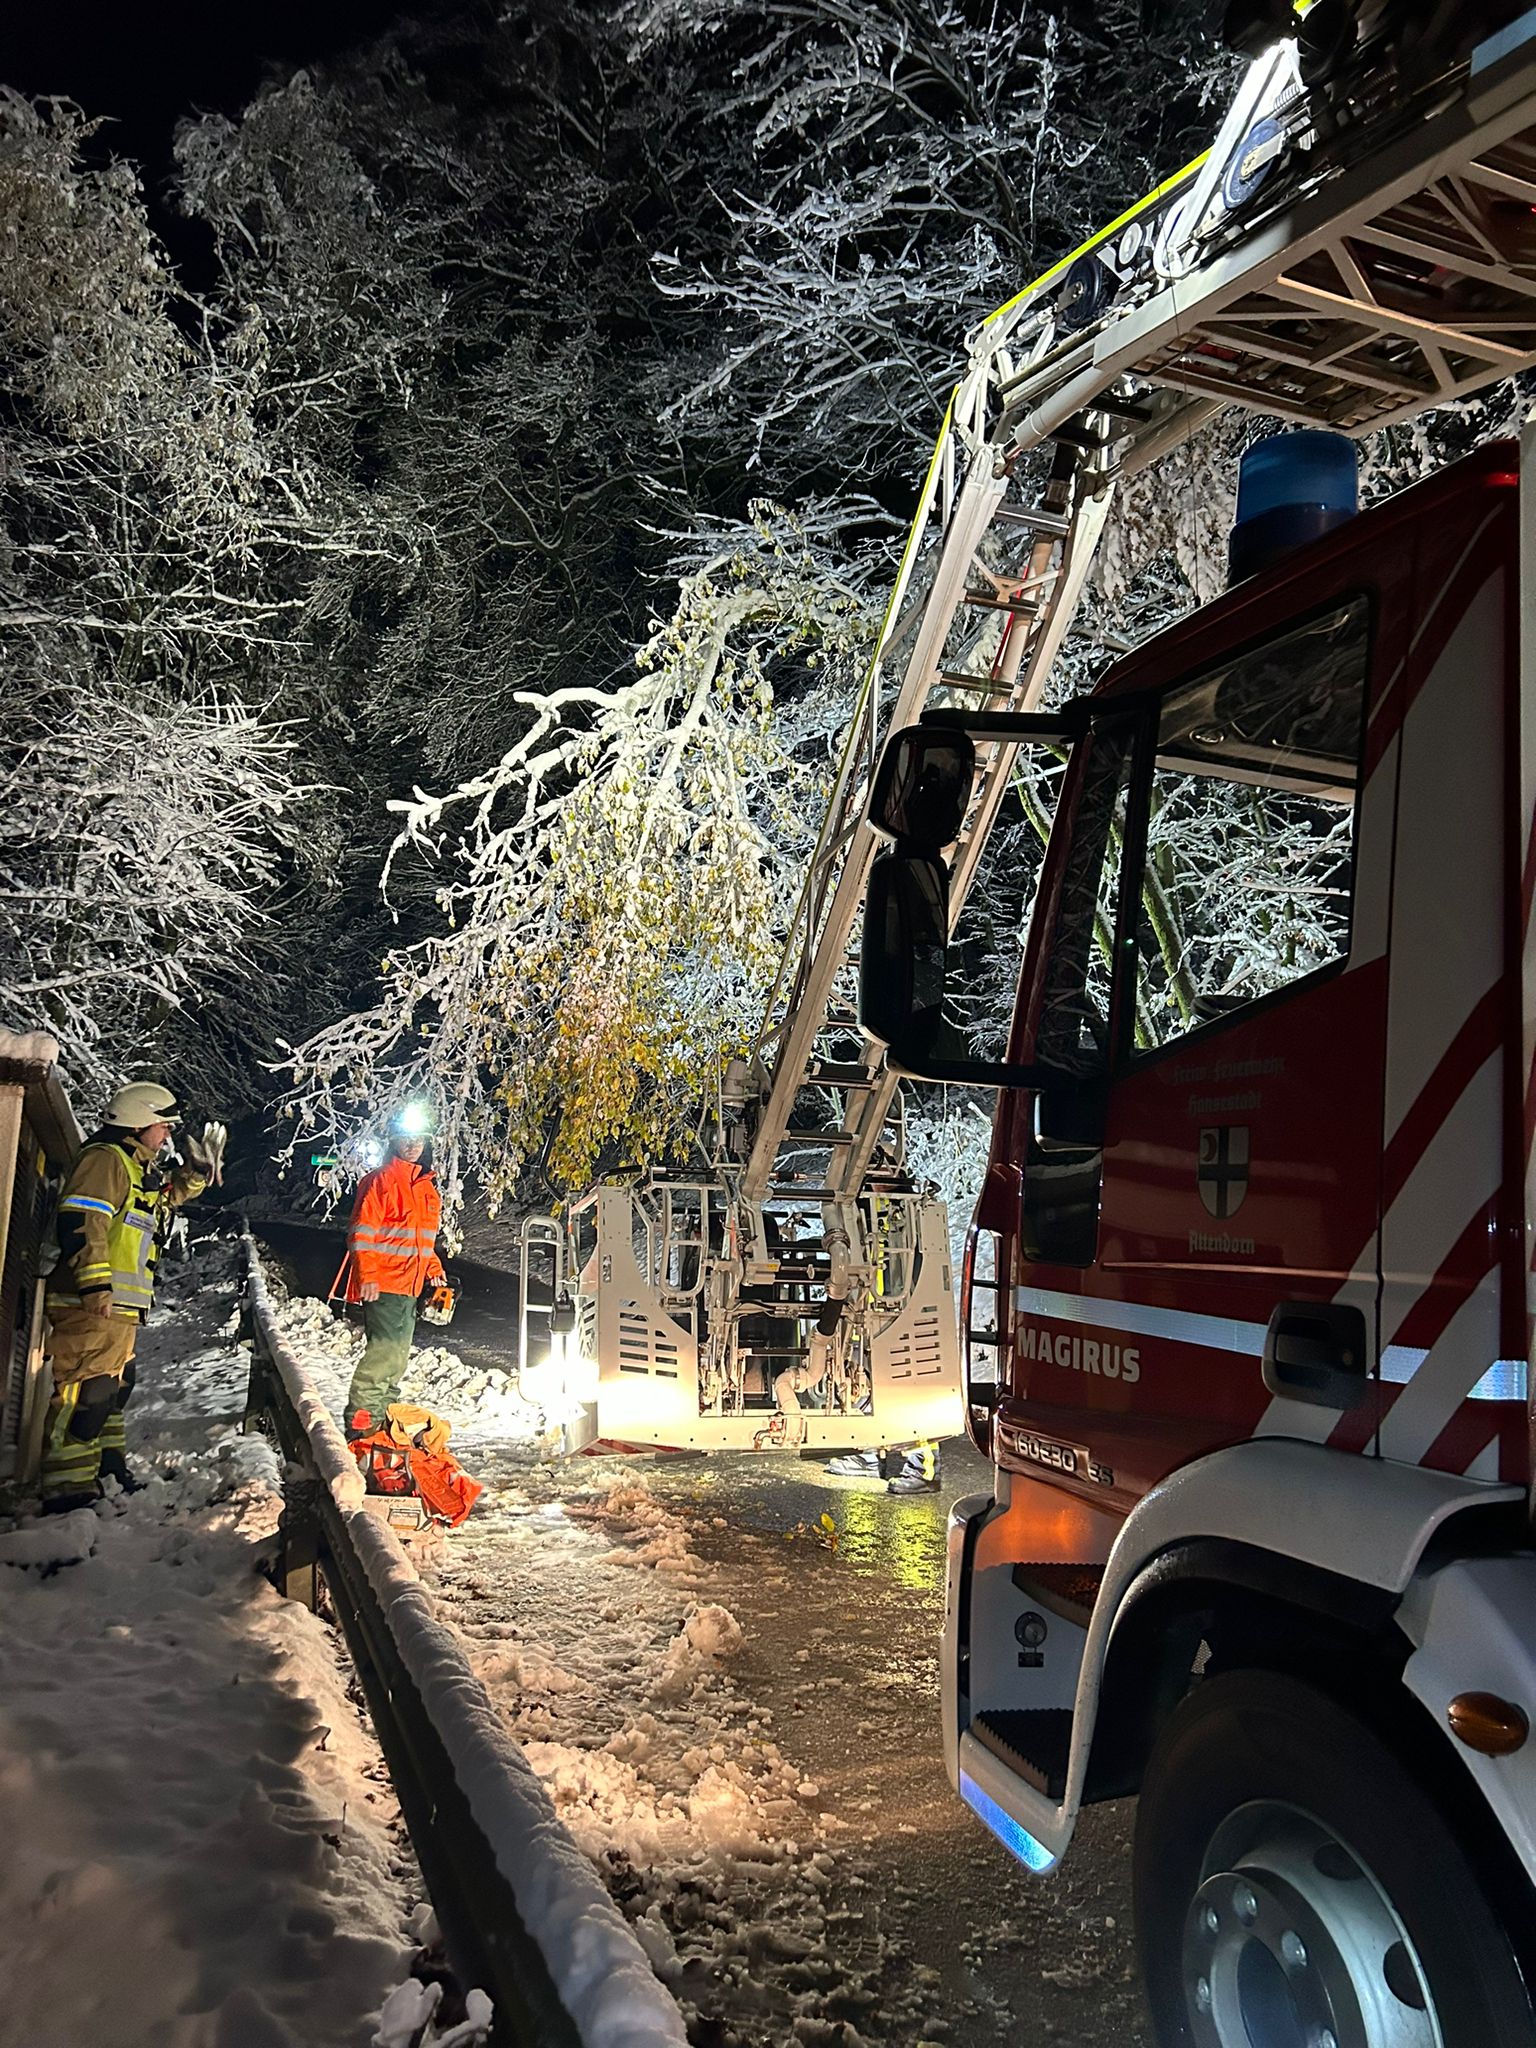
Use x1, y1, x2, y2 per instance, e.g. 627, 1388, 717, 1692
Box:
106, 1081, 182, 1130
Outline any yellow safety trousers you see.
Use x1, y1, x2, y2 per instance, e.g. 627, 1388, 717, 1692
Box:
40, 1381, 127, 1502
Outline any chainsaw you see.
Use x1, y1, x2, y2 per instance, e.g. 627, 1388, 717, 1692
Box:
421, 1279, 457, 1327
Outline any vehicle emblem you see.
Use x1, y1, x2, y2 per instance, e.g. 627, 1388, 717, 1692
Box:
1198, 1126, 1249, 1218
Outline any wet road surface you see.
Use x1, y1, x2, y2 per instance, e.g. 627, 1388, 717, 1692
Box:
258, 1222, 1150, 2044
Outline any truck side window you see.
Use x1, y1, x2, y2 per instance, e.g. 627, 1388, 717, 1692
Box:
1132, 596, 1370, 1054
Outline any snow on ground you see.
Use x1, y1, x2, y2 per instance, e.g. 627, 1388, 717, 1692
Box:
270, 1289, 545, 1447
265, 1279, 951, 2044
0, 1240, 423, 2048
431, 1467, 950, 2047
263, 1273, 1149, 2046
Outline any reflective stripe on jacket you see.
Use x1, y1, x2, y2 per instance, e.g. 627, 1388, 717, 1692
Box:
344, 1156, 443, 1301
48, 1137, 205, 1319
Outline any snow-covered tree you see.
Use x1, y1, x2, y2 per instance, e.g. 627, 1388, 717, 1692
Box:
278, 508, 876, 1223
631, 0, 1230, 486
14, 2, 1458, 1226
0, 93, 346, 1105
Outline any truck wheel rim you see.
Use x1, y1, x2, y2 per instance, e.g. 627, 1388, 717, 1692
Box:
1179, 1800, 1443, 2048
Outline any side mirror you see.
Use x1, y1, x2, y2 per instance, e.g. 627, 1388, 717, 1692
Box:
860, 849, 1071, 1092
868, 730, 976, 849
859, 848, 948, 1060
1034, 1075, 1108, 1147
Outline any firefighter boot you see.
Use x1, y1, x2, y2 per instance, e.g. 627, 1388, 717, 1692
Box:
826, 1449, 882, 1477
886, 1442, 942, 1494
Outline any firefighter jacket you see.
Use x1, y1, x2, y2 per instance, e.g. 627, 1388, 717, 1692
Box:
49, 1130, 209, 1321
344, 1156, 444, 1302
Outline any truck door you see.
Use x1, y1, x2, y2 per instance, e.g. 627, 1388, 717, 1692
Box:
1016, 572, 1405, 1500
1370, 495, 1519, 1480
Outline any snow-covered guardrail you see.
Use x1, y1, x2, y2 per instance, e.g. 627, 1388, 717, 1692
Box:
240, 1233, 689, 2048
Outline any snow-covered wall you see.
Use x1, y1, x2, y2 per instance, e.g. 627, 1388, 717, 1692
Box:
242, 1239, 690, 2048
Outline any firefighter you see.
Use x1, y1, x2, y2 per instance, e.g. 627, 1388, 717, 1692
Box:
41, 1081, 218, 1510
341, 1106, 446, 1439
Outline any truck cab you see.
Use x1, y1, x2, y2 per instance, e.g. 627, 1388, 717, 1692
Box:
863, 433, 1536, 2046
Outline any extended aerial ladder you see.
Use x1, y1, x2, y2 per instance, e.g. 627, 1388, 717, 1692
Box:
524, 1, 1536, 1452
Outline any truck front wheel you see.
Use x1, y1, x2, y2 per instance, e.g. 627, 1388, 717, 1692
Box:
1134, 1668, 1536, 2048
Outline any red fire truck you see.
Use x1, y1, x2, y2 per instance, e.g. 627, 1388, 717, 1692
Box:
838, 1, 1536, 2031
863, 426, 1536, 2039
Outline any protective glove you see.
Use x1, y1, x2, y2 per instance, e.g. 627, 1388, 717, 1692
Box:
183, 1120, 228, 1186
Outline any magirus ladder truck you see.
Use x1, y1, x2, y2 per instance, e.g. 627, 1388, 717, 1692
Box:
850, 2, 1536, 2042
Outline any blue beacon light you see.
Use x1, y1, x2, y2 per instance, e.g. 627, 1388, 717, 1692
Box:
1228, 428, 1359, 586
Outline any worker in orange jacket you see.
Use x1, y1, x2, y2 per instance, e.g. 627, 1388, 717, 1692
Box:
340, 1107, 445, 1438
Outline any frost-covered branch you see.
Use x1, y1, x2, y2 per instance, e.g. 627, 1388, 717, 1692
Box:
278, 507, 875, 1224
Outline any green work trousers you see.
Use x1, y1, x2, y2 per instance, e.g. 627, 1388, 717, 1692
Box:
346, 1291, 418, 1430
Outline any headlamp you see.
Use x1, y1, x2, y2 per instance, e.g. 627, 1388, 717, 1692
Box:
393, 1100, 433, 1139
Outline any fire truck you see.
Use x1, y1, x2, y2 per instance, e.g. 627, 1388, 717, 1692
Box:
516, 2, 1536, 2033
846, 5, 1536, 2044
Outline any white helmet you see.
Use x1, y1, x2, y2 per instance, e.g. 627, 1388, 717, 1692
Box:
106, 1081, 182, 1130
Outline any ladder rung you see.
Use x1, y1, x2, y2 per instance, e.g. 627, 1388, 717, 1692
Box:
992, 505, 1071, 538
786, 1128, 855, 1145
964, 590, 1038, 615
807, 1064, 876, 1088
937, 670, 1016, 696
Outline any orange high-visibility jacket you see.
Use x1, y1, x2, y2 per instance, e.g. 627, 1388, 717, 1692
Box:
344, 1156, 444, 1301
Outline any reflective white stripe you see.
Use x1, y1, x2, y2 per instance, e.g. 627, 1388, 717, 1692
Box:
1015, 1286, 1268, 1356
1384, 577, 1504, 1141
1382, 1347, 1526, 1401
60, 1195, 115, 1215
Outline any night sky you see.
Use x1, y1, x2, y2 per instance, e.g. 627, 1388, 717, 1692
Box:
6, 1, 407, 181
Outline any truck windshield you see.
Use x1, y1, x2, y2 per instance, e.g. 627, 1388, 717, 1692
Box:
1133, 595, 1370, 1053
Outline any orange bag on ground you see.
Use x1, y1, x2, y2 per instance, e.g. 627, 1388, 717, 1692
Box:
349, 1404, 484, 1528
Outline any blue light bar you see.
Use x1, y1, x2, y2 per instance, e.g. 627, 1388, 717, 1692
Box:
959, 1770, 1057, 1873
